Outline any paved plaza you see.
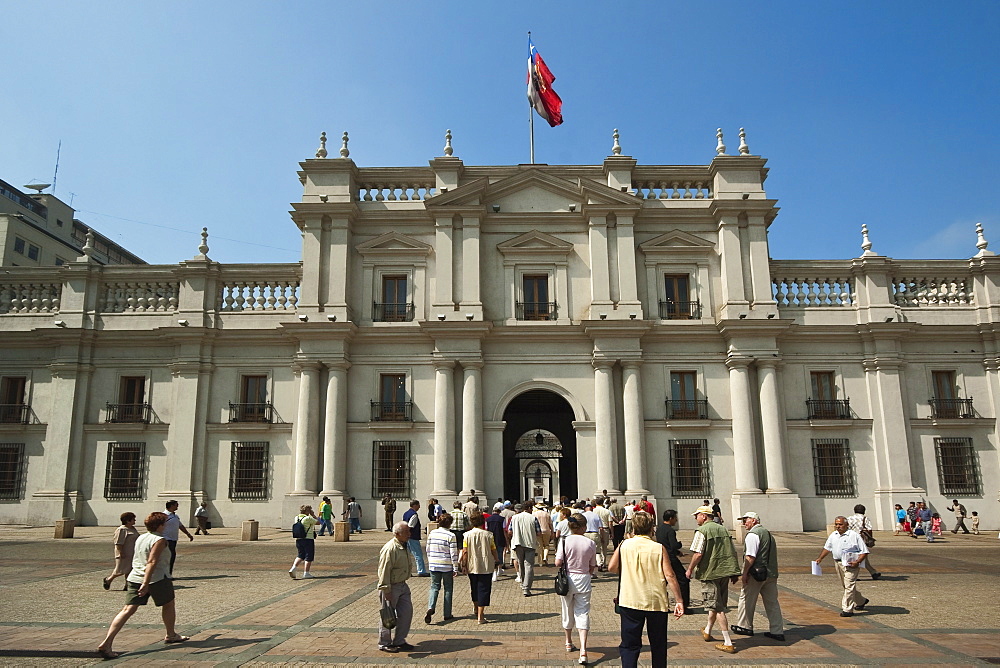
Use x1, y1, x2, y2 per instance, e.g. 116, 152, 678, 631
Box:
0, 523, 997, 667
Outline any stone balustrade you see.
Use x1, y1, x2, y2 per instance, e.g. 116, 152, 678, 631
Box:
99, 281, 179, 313
892, 276, 974, 306
633, 180, 712, 200
0, 282, 62, 314
219, 279, 300, 311
357, 183, 436, 202
772, 276, 855, 307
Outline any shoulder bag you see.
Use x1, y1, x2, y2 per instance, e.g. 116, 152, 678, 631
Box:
859, 516, 876, 548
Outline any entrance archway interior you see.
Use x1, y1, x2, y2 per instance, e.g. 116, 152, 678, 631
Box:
502, 390, 577, 502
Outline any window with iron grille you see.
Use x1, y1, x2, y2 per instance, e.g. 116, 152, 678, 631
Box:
373, 440, 410, 498
934, 437, 981, 496
105, 442, 145, 500
0, 443, 26, 500
230, 441, 269, 500
670, 439, 710, 497
811, 439, 855, 496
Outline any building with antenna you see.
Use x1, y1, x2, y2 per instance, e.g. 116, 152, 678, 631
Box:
0, 178, 145, 267
0, 130, 996, 533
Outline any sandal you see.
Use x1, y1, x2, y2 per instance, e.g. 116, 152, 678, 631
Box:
579, 652, 588, 665
102, 577, 111, 590
97, 647, 121, 660
565, 642, 575, 652
164, 635, 190, 644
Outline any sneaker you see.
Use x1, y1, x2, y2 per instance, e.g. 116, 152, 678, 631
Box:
871, 572, 882, 580
492, 571, 499, 582
301, 572, 316, 579
287, 570, 296, 580
856, 598, 869, 611
394, 642, 415, 651
730, 625, 754, 636
523, 591, 532, 597
378, 645, 398, 653
840, 611, 854, 617
515, 576, 522, 584
424, 609, 433, 624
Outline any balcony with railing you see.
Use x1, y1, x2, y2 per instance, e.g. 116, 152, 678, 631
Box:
659, 301, 701, 320
370, 401, 413, 422
516, 302, 557, 321
929, 398, 975, 419
0, 404, 31, 424
806, 399, 852, 419
105, 403, 153, 424
666, 399, 708, 420
373, 302, 415, 322
228, 402, 275, 423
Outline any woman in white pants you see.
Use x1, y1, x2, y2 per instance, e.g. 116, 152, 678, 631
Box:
555, 513, 598, 664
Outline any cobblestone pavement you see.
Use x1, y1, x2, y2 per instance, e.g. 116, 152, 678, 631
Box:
0, 524, 998, 667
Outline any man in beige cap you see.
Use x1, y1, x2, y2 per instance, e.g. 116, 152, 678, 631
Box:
730, 512, 784, 642
686, 505, 741, 654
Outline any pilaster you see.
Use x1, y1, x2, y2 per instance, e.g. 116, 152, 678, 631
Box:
432, 359, 457, 496
592, 359, 622, 495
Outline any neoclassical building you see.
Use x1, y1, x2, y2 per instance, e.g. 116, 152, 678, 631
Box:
1, 130, 997, 531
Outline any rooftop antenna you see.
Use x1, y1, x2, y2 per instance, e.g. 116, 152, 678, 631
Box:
52, 140, 62, 193
23, 183, 51, 194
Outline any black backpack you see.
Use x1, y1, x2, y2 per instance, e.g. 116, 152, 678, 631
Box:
292, 517, 306, 538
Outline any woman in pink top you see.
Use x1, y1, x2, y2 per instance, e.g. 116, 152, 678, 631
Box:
555, 513, 598, 664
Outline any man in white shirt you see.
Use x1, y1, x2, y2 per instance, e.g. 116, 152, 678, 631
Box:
730, 512, 784, 641
593, 499, 613, 571
508, 503, 541, 596
814, 516, 870, 617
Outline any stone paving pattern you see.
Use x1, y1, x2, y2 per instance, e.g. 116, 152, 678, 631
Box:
0, 524, 997, 666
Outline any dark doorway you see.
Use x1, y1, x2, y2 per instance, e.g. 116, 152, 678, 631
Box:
502, 390, 577, 502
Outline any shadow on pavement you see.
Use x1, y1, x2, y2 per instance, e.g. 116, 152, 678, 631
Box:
480, 611, 560, 623
175, 574, 238, 581
0, 649, 104, 659
182, 634, 271, 652
788, 624, 838, 641
864, 605, 910, 615
401, 637, 501, 657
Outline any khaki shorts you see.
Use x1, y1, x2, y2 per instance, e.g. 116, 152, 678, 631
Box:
701, 577, 730, 612
125, 578, 174, 607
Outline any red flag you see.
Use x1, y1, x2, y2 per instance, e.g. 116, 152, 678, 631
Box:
527, 39, 563, 127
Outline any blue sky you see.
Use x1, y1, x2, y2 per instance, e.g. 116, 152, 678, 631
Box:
2, 2, 997, 264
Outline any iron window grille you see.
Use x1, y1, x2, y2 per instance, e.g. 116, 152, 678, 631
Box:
229, 441, 269, 500
370, 401, 413, 422
228, 402, 275, 423
806, 399, 851, 419
105, 403, 152, 424
0, 443, 26, 500
934, 437, 981, 496
666, 399, 708, 420
811, 438, 855, 497
515, 301, 557, 321
659, 300, 702, 320
929, 398, 975, 419
0, 404, 30, 424
373, 302, 415, 322
104, 442, 145, 500
372, 440, 411, 498
670, 439, 710, 498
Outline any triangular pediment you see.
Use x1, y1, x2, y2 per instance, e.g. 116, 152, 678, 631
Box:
356, 231, 432, 256
425, 168, 641, 212
639, 230, 716, 255
498, 230, 574, 257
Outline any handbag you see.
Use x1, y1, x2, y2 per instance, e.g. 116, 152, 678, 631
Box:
380, 595, 397, 629
554, 566, 570, 596
859, 516, 876, 548
750, 562, 768, 582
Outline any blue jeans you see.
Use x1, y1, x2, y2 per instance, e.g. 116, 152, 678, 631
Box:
921, 520, 934, 542
619, 606, 667, 668
407, 538, 427, 574
316, 518, 332, 536
350, 518, 361, 533
428, 571, 454, 617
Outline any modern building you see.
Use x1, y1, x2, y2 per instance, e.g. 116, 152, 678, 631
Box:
1, 178, 145, 268
0, 131, 996, 532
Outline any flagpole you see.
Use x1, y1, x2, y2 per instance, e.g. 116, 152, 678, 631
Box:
528, 31, 534, 164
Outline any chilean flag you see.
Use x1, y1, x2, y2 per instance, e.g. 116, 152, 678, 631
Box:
527, 38, 563, 127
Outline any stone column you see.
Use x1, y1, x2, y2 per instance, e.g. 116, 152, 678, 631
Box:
292, 362, 322, 493
615, 215, 642, 316
164, 362, 204, 495
460, 215, 482, 317
433, 216, 454, 313
589, 216, 613, 313
593, 360, 621, 494
621, 361, 649, 495
322, 361, 350, 496
757, 358, 790, 493
726, 355, 760, 493
717, 215, 749, 318
433, 360, 457, 495
461, 362, 484, 495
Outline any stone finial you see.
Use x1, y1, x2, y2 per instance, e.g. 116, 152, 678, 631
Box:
82, 229, 95, 258
612, 128, 622, 155
716, 128, 727, 156
738, 128, 750, 155
197, 227, 210, 258
315, 132, 328, 159
975, 222, 994, 257
444, 129, 453, 156
861, 224, 875, 255
339, 131, 350, 158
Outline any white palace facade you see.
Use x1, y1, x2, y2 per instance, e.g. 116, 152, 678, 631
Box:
1, 130, 998, 531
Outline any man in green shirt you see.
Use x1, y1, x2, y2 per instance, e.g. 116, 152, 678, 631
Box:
686, 505, 741, 655
376, 522, 415, 653
317, 497, 333, 536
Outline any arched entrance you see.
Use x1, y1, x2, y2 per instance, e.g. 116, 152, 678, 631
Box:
502, 390, 578, 502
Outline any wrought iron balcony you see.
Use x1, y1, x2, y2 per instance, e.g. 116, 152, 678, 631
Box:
373, 302, 415, 322
516, 301, 557, 321
929, 397, 974, 419
666, 399, 708, 420
228, 402, 275, 423
370, 401, 413, 422
806, 399, 851, 419
105, 403, 152, 424
0, 404, 30, 424
659, 300, 702, 320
